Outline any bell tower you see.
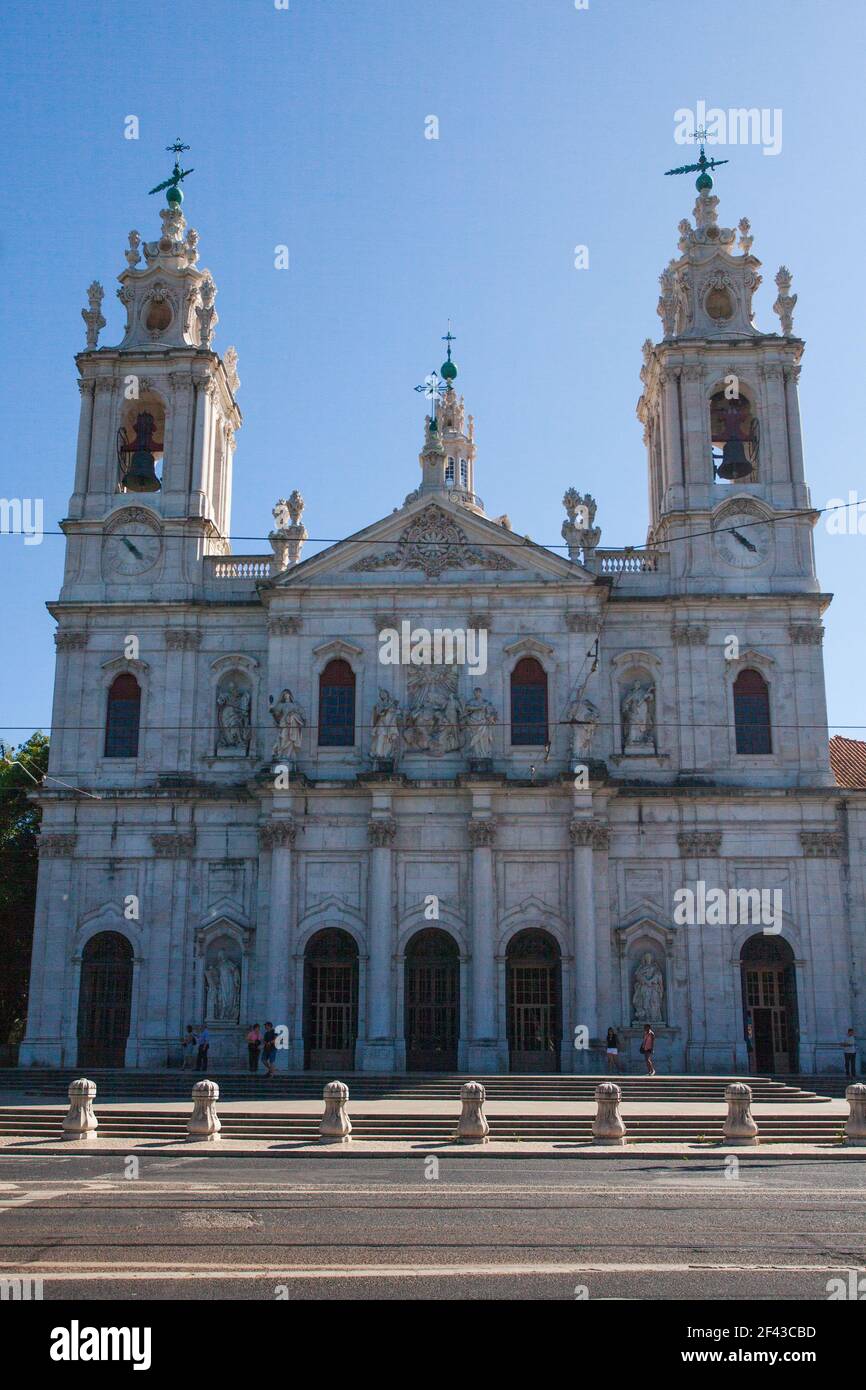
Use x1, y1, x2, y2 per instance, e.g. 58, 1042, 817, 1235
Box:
413, 332, 482, 513
636, 155, 816, 591
64, 145, 242, 597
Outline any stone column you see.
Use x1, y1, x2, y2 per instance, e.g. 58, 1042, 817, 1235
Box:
19, 834, 79, 1067
70, 379, 95, 515
569, 817, 600, 1055
259, 819, 296, 1047
363, 814, 397, 1070
783, 364, 806, 488
468, 817, 498, 1071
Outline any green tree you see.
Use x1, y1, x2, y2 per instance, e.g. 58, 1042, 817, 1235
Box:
0, 733, 49, 1047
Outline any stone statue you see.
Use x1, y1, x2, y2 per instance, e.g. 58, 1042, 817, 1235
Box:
464, 688, 497, 759
632, 952, 665, 1023
370, 690, 402, 763
206, 948, 241, 1022
565, 693, 599, 763
403, 666, 465, 757
621, 680, 656, 753
270, 688, 305, 767
216, 681, 252, 755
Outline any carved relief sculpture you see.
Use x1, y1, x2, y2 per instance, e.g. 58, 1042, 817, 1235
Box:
632, 953, 665, 1023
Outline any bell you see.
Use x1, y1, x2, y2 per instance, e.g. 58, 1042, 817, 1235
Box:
122, 412, 162, 493
716, 438, 752, 481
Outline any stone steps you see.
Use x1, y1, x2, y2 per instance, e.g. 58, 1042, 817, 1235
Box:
0, 1069, 827, 1104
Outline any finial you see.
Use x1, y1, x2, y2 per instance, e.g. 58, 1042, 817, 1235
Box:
441, 322, 458, 382
148, 139, 194, 206
773, 266, 797, 335
81, 281, 106, 349
664, 129, 729, 191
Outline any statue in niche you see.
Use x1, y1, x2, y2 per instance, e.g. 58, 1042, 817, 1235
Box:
632, 952, 665, 1023
565, 691, 600, 764
403, 665, 464, 757
370, 690, 402, 763
205, 948, 241, 1023
463, 688, 497, 760
270, 688, 306, 767
216, 681, 252, 755
621, 680, 656, 753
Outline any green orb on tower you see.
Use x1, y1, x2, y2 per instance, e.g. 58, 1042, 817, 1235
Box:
441, 356, 457, 382
695, 171, 713, 192
166, 185, 184, 207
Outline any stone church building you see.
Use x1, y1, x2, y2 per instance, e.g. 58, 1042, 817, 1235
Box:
20, 171, 866, 1075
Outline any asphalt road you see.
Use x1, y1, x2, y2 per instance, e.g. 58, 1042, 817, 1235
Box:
1, 1153, 864, 1302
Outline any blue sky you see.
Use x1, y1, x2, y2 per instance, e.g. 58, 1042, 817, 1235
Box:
1, 0, 864, 742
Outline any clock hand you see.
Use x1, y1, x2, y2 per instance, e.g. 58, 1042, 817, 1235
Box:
730, 528, 758, 553
121, 537, 144, 560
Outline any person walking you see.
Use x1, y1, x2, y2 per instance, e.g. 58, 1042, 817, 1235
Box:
640, 1023, 656, 1076
246, 1023, 262, 1074
842, 1028, 858, 1079
262, 1021, 277, 1079
196, 1025, 210, 1072
605, 1026, 623, 1073
181, 1025, 197, 1070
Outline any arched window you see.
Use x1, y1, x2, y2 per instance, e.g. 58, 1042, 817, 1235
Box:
460, 459, 468, 487
104, 674, 141, 758
734, 669, 772, 754
318, 659, 356, 746
510, 657, 548, 746
445, 457, 455, 484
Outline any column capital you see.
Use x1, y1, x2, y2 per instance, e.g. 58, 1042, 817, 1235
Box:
677, 830, 722, 858
368, 816, 397, 848
800, 830, 843, 858
468, 817, 497, 849
569, 817, 609, 850
150, 831, 197, 858
38, 833, 78, 858
259, 818, 296, 850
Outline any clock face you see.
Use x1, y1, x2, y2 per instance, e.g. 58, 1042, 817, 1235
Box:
102, 519, 162, 578
714, 513, 772, 570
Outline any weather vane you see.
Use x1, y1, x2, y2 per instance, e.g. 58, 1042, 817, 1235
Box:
664, 128, 729, 190
414, 324, 458, 404
148, 139, 195, 204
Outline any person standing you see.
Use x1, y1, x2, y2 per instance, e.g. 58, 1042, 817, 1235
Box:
842, 1028, 858, 1079
196, 1025, 210, 1072
262, 1021, 277, 1079
606, 1026, 623, 1073
181, 1025, 197, 1070
246, 1023, 262, 1074
640, 1023, 656, 1076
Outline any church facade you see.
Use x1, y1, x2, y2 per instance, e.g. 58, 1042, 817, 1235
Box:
20, 174, 866, 1075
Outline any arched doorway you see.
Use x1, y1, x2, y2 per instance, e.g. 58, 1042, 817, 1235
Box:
77, 932, 134, 1068
740, 935, 799, 1074
303, 928, 358, 1071
506, 929, 562, 1073
404, 928, 459, 1071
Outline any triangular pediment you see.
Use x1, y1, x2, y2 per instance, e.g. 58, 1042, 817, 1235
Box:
267, 497, 595, 589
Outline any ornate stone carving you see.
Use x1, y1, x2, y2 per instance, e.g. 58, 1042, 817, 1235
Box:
592, 1081, 626, 1146
463, 688, 497, 760
564, 691, 599, 763
258, 819, 296, 851
196, 275, 218, 348
54, 630, 88, 651
569, 818, 609, 850
773, 266, 797, 335
368, 816, 397, 848
677, 831, 722, 857
62, 1078, 98, 1142
370, 690, 403, 763
270, 688, 305, 767
223, 345, 240, 394
188, 1080, 221, 1143
125, 231, 142, 268
349, 504, 516, 579
737, 217, 753, 255
466, 612, 491, 631
468, 818, 496, 849
789, 622, 824, 645
561, 489, 601, 561
81, 281, 106, 349
38, 834, 78, 858
456, 1081, 490, 1144
671, 623, 709, 646
800, 831, 843, 858
94, 377, 115, 395
320, 1080, 352, 1144
150, 832, 197, 858
204, 947, 241, 1023
269, 616, 302, 636
165, 630, 203, 650
402, 666, 463, 757
722, 1082, 758, 1146
631, 952, 665, 1023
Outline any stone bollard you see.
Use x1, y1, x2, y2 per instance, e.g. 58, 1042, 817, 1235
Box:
592, 1081, 626, 1146
456, 1081, 490, 1144
845, 1083, 866, 1144
61, 1078, 98, 1142
187, 1079, 222, 1142
320, 1080, 352, 1144
723, 1082, 759, 1146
